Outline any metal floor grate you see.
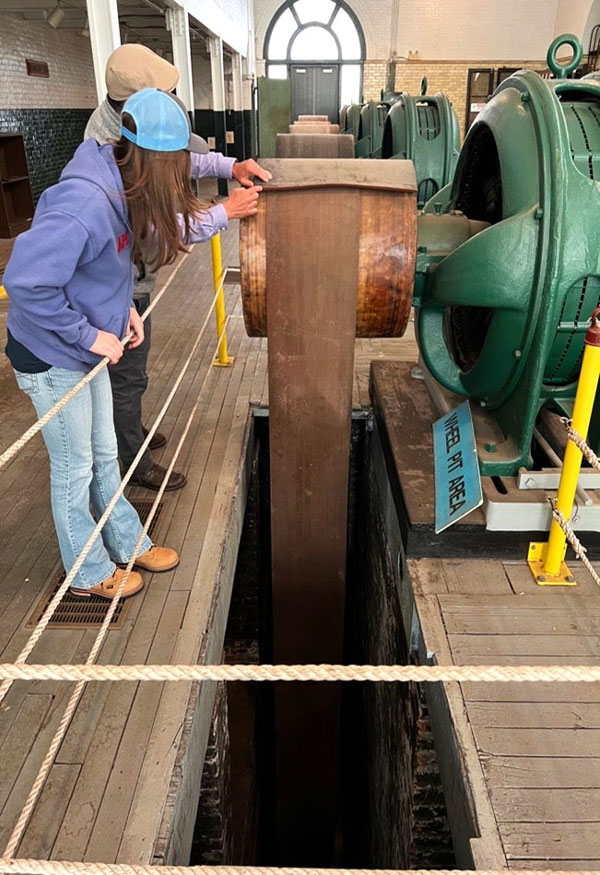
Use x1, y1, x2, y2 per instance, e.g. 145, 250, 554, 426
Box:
26, 500, 164, 629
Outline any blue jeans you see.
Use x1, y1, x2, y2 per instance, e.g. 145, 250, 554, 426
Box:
14, 366, 152, 590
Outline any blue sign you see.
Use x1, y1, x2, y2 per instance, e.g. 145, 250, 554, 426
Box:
432, 401, 483, 533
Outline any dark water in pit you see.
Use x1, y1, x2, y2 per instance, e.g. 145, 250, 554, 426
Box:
190, 416, 456, 869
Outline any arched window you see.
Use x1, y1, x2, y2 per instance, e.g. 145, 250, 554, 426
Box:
264, 0, 365, 105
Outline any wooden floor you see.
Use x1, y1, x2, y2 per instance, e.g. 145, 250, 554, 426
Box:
410, 557, 600, 870
0, 220, 416, 864
6, 208, 597, 869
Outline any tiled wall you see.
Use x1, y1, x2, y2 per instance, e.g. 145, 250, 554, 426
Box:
0, 108, 92, 203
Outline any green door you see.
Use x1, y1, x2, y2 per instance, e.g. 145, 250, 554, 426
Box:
257, 77, 292, 158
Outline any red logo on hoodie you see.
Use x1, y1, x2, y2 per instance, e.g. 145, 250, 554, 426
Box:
117, 231, 130, 254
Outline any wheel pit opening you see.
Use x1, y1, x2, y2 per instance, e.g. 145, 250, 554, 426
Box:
190, 415, 456, 870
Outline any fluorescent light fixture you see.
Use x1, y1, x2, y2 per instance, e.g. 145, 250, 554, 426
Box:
46, 3, 64, 28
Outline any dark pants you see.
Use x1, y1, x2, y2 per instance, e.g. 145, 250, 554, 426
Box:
109, 294, 153, 476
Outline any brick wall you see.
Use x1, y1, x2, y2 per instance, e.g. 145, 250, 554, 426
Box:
190, 683, 234, 865
363, 61, 388, 100
410, 689, 455, 868
393, 59, 546, 140
364, 57, 546, 139
0, 12, 96, 205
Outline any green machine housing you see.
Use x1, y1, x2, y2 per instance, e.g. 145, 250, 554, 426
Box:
413, 36, 600, 476
341, 100, 389, 157
382, 79, 460, 208
355, 100, 389, 158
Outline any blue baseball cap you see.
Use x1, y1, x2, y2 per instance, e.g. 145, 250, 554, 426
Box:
121, 88, 209, 154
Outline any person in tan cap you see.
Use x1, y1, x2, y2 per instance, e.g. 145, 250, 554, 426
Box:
86, 44, 180, 143
85, 44, 270, 493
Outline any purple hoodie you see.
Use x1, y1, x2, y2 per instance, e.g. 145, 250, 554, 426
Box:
5, 139, 229, 372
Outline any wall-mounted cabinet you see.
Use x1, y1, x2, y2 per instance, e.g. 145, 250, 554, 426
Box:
0, 133, 34, 238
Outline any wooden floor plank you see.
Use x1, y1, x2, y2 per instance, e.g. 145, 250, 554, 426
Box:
490, 787, 600, 823
468, 701, 600, 728
449, 633, 600, 658
442, 559, 513, 594
502, 822, 600, 860
482, 754, 600, 789
0, 630, 91, 851
508, 860, 600, 869
462, 682, 600, 704
413, 576, 600, 866
17, 764, 81, 858
84, 590, 189, 862
0, 694, 53, 813
474, 726, 600, 758
503, 560, 600, 596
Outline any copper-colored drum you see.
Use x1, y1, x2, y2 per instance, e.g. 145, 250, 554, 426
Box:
240, 158, 417, 338
275, 133, 355, 157
289, 123, 340, 134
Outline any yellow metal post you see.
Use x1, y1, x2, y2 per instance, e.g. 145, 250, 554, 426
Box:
211, 232, 234, 367
0, 285, 7, 300
528, 309, 600, 585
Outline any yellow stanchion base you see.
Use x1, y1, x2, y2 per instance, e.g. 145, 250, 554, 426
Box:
213, 356, 235, 368
527, 541, 577, 586
0, 285, 8, 300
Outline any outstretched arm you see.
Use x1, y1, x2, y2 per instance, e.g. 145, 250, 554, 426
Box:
182, 186, 262, 244
190, 152, 272, 186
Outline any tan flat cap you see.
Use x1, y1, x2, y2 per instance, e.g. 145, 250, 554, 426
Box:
106, 44, 180, 101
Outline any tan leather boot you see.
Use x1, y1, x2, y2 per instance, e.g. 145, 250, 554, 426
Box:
70, 568, 144, 600
131, 545, 180, 572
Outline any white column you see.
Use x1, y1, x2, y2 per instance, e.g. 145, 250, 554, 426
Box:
209, 35, 226, 113
232, 53, 244, 112
167, 3, 194, 112
86, 0, 120, 104
242, 54, 254, 111
209, 36, 228, 191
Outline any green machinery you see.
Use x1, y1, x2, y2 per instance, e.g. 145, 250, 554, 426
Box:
382, 78, 460, 208
413, 35, 600, 475
341, 100, 389, 157
340, 102, 362, 140
355, 100, 390, 157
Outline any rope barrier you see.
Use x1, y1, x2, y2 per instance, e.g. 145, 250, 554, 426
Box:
564, 419, 600, 471
543, 418, 600, 588
0, 253, 186, 470
2, 862, 597, 875
2, 662, 600, 683
550, 501, 600, 588
3, 321, 231, 858
0, 268, 229, 708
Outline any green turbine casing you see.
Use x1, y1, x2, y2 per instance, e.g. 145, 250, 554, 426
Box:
355, 100, 389, 158
382, 87, 460, 207
414, 67, 600, 475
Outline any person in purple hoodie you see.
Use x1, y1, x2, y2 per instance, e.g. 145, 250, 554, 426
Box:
4, 88, 262, 600
85, 43, 271, 493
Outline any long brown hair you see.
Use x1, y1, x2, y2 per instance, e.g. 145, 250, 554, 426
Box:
114, 112, 210, 270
